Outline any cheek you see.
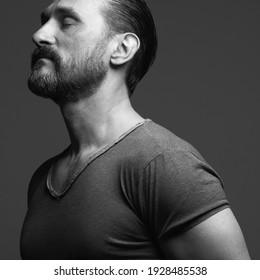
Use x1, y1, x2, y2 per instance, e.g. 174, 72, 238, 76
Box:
57, 35, 82, 53
63, 39, 91, 60
58, 43, 83, 66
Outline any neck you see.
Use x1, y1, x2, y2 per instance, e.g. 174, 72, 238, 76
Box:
59, 85, 144, 158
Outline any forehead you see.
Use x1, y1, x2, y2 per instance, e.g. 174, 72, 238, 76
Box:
44, 0, 105, 21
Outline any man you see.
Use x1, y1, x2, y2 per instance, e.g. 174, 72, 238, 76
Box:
20, 0, 250, 259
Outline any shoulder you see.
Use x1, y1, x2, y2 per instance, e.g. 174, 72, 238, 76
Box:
120, 120, 208, 171
133, 120, 198, 152
120, 122, 228, 237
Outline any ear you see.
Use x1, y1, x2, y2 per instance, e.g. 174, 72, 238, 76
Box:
111, 33, 140, 66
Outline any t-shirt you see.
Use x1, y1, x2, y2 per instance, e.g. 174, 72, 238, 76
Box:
20, 119, 229, 259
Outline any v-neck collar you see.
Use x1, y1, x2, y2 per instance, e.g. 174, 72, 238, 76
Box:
46, 119, 152, 199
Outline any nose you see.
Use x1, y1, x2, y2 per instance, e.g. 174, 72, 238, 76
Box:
32, 23, 56, 47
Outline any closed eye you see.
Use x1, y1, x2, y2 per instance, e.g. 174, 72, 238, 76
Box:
39, 7, 82, 28
61, 17, 76, 27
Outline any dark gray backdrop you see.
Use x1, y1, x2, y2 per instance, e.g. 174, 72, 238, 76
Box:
1, 0, 259, 259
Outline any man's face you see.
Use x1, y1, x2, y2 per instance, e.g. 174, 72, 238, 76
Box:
28, 0, 110, 103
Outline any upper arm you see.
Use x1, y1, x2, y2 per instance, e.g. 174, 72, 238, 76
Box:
159, 208, 250, 259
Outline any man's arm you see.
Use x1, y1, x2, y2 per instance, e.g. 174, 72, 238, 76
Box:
159, 208, 250, 259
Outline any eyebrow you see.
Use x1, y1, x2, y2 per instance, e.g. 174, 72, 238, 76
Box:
40, 6, 82, 23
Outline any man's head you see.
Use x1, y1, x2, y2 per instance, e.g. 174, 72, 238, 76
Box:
28, 0, 157, 103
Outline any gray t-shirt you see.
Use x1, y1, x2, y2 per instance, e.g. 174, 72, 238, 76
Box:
20, 120, 229, 259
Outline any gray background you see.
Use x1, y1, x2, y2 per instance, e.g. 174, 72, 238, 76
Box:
1, 0, 259, 259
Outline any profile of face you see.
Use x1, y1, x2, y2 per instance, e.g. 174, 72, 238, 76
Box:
28, 0, 110, 103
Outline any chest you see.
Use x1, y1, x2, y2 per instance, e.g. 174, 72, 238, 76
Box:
20, 163, 161, 259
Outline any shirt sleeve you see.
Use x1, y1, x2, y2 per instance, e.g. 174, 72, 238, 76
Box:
135, 149, 230, 240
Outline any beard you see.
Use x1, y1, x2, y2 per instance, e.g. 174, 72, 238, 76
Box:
28, 40, 108, 103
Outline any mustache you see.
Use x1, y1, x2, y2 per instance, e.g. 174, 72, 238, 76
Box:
31, 46, 61, 69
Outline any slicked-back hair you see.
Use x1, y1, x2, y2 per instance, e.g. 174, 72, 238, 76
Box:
101, 0, 158, 95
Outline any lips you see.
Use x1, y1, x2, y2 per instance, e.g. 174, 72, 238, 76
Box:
32, 54, 53, 68
37, 57, 53, 63
31, 47, 58, 69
